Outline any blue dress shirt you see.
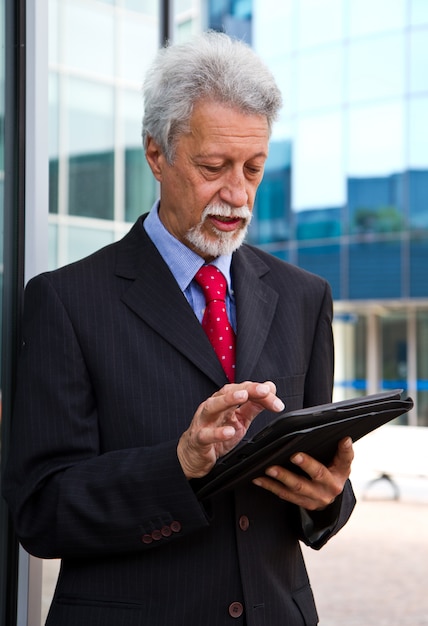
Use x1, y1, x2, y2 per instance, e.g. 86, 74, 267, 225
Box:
143, 202, 236, 330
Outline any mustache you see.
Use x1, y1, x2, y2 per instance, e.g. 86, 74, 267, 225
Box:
202, 202, 252, 221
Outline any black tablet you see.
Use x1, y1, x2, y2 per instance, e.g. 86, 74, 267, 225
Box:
191, 390, 413, 500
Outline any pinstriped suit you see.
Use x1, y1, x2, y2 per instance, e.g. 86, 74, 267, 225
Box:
4, 215, 355, 625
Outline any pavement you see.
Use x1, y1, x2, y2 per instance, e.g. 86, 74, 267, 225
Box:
302, 466, 428, 626
41, 467, 428, 625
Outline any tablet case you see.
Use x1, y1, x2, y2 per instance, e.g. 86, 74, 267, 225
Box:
191, 389, 414, 500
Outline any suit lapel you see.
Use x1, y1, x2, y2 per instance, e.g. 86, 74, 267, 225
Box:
232, 247, 278, 381
116, 219, 227, 387
115, 219, 278, 386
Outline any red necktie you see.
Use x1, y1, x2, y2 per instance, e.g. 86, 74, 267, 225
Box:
195, 265, 236, 382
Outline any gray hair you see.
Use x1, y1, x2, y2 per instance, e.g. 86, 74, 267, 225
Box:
142, 31, 283, 164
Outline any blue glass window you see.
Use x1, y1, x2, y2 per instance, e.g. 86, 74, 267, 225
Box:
348, 240, 402, 299
297, 244, 341, 299
410, 237, 428, 297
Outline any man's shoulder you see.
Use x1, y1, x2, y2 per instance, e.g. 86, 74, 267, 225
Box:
30, 216, 149, 286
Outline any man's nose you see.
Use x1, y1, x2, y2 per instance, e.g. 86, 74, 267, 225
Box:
218, 170, 249, 208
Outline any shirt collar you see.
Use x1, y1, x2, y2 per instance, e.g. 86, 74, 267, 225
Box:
143, 201, 233, 293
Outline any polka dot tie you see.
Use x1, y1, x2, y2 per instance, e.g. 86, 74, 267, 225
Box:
195, 265, 236, 382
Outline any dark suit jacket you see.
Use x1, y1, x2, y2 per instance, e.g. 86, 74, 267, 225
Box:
3, 215, 355, 626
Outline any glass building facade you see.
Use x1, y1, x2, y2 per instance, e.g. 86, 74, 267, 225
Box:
1, 1, 428, 624
219, 0, 428, 425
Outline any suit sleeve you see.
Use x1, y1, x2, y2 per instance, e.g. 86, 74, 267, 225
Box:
3, 275, 210, 559
300, 279, 356, 546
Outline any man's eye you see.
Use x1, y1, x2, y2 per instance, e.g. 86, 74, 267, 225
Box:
203, 165, 222, 173
246, 166, 262, 175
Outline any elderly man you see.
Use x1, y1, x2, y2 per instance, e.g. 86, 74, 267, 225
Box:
4, 31, 355, 625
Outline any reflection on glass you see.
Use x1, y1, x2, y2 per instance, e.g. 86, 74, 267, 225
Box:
125, 149, 157, 223
176, 19, 195, 42
348, 0, 406, 36
125, 0, 158, 14
67, 224, 114, 264
293, 111, 344, 211
410, 237, 428, 296
296, 45, 343, 112
63, 0, 115, 77
408, 170, 428, 230
410, 0, 428, 25
296, 0, 344, 48
252, 141, 291, 244
347, 33, 405, 103
121, 89, 143, 147
253, 0, 293, 57
410, 29, 428, 93
349, 240, 402, 299
408, 96, 428, 168
347, 172, 404, 235
296, 208, 341, 240
176, 0, 193, 11
119, 14, 158, 83
68, 151, 114, 220
66, 78, 114, 155
297, 244, 341, 298
347, 101, 404, 176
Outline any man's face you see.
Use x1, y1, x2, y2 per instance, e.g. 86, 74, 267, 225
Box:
145, 100, 270, 261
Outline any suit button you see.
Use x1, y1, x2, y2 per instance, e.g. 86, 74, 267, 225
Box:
239, 515, 250, 531
142, 534, 153, 544
151, 529, 162, 541
170, 521, 182, 533
161, 525, 172, 537
228, 602, 244, 618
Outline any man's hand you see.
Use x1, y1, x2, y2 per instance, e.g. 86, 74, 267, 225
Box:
177, 381, 285, 479
252, 437, 354, 511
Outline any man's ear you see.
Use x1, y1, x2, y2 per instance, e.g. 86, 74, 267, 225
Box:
145, 136, 165, 182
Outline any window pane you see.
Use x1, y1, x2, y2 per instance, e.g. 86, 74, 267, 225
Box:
408, 96, 428, 168
296, 0, 344, 48
410, 30, 428, 94
347, 33, 405, 103
252, 140, 291, 244
410, 236, 428, 296
125, 148, 157, 222
68, 151, 114, 220
293, 111, 345, 211
253, 0, 293, 56
347, 172, 405, 235
297, 244, 341, 298
124, 0, 158, 14
348, 0, 406, 36
119, 13, 158, 83
349, 240, 402, 299
408, 170, 428, 230
410, 0, 428, 25
66, 78, 114, 155
63, 0, 115, 77
296, 45, 343, 112
347, 101, 405, 177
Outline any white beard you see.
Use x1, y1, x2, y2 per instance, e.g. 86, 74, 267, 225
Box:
185, 202, 252, 259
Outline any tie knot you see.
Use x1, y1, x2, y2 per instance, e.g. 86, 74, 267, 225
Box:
195, 265, 227, 304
